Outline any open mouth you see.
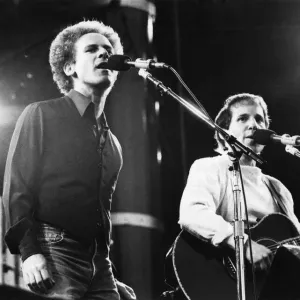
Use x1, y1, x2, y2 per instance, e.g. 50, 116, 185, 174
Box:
95, 62, 109, 69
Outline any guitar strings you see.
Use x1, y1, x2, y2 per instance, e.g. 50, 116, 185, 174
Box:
267, 236, 300, 253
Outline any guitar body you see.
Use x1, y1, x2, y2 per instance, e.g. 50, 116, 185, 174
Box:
166, 213, 300, 300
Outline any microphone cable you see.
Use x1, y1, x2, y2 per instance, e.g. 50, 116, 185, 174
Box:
162, 65, 214, 124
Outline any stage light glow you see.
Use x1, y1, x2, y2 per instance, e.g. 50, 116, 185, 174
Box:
0, 104, 24, 126
155, 100, 160, 115
157, 148, 162, 164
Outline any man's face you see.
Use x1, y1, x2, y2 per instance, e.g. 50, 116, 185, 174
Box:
228, 101, 267, 154
71, 32, 117, 91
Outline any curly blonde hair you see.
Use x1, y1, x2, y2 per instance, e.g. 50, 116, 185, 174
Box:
49, 20, 124, 94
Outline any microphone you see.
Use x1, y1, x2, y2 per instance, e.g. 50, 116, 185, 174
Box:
253, 129, 300, 147
285, 145, 300, 158
103, 55, 168, 71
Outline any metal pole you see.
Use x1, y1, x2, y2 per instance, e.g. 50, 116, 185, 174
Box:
0, 196, 4, 284
231, 160, 246, 300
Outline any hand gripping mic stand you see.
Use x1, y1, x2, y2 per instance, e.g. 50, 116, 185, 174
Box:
138, 69, 266, 300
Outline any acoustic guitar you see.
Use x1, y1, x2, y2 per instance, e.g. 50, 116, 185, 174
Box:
165, 213, 300, 300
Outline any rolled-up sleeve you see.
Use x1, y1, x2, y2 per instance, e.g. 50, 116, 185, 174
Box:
2, 103, 43, 255
179, 157, 234, 246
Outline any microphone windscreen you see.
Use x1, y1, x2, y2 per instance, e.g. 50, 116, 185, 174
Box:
104, 55, 131, 71
252, 129, 275, 145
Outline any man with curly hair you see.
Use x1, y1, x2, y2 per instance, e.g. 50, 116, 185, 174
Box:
3, 20, 135, 300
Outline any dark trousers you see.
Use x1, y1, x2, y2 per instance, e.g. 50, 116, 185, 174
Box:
33, 223, 119, 300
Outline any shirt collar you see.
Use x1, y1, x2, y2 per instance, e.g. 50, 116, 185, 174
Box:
67, 89, 91, 117
67, 89, 109, 129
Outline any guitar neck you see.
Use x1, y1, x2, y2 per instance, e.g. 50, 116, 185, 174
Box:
269, 236, 300, 252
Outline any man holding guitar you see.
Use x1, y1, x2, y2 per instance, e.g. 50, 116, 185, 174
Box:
172, 93, 300, 299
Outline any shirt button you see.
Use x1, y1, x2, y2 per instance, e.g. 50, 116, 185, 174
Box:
97, 222, 101, 227
98, 163, 102, 168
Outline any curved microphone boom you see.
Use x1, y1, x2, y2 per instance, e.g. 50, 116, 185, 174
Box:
102, 55, 168, 71
253, 129, 300, 147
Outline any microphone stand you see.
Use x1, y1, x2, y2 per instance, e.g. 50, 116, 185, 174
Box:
138, 69, 266, 300
228, 148, 247, 300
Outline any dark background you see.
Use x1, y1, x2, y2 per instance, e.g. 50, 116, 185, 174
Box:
155, 0, 300, 250
1, 0, 300, 298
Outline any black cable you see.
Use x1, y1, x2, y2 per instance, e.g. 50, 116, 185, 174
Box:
167, 65, 214, 124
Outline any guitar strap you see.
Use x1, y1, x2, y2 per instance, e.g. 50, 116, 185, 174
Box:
262, 176, 286, 215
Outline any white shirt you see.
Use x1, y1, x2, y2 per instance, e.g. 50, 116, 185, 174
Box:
179, 154, 300, 246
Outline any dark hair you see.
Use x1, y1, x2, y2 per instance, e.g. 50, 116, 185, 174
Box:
214, 93, 270, 151
49, 20, 124, 94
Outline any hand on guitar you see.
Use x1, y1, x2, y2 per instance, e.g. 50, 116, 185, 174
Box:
245, 240, 273, 271
224, 234, 273, 272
